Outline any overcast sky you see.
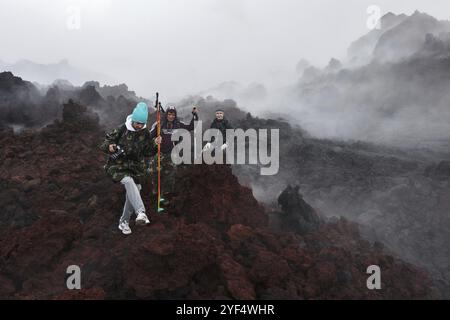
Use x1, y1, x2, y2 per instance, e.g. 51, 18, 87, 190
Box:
1, 0, 450, 100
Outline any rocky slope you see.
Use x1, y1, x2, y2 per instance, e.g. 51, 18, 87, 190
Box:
251, 11, 450, 296
0, 101, 437, 299
233, 115, 450, 297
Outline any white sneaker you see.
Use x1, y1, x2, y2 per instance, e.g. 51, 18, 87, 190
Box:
135, 212, 150, 226
118, 221, 132, 235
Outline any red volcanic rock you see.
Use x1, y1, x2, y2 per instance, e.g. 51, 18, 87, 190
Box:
0, 214, 82, 277
53, 287, 106, 300
227, 224, 256, 249
218, 253, 256, 300
118, 222, 223, 299
307, 261, 338, 288
249, 250, 291, 287
170, 164, 268, 229
0, 274, 15, 297
0, 103, 440, 299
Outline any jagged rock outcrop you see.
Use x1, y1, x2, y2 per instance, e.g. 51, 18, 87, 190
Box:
373, 11, 450, 63
277, 185, 322, 234
78, 85, 104, 107
61, 99, 100, 130
0, 72, 44, 127
348, 12, 408, 65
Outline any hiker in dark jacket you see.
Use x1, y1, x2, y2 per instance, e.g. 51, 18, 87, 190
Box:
100, 102, 153, 235
150, 106, 198, 154
203, 109, 233, 152
150, 106, 198, 197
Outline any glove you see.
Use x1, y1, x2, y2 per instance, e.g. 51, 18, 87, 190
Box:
192, 107, 199, 120
202, 143, 212, 152
221, 143, 228, 151
193, 113, 199, 121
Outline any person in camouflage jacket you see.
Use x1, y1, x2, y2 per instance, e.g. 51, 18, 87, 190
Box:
100, 102, 154, 235
101, 120, 154, 183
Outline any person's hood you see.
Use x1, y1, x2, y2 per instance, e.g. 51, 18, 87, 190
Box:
125, 115, 147, 131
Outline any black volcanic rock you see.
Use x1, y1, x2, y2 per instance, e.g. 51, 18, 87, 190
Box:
278, 185, 323, 233
0, 72, 26, 92
0, 72, 43, 127
0, 72, 40, 97
78, 85, 104, 106
425, 161, 450, 180
62, 99, 99, 130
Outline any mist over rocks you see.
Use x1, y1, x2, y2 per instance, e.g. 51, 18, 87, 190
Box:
0, 59, 114, 86
296, 59, 311, 75
0, 103, 438, 299
346, 11, 450, 65
0, 71, 147, 130
372, 11, 450, 63
425, 161, 450, 180
197, 81, 269, 109
347, 12, 409, 66
51, 79, 76, 91
233, 114, 450, 296
1, 8, 450, 299
0, 72, 47, 128
265, 11, 450, 149
0, 71, 446, 298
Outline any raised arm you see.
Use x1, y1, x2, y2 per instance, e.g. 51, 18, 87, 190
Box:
179, 108, 199, 131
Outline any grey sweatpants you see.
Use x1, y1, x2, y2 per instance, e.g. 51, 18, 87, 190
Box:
119, 176, 146, 224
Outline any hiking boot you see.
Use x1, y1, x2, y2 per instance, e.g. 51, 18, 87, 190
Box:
136, 212, 150, 226
118, 221, 132, 235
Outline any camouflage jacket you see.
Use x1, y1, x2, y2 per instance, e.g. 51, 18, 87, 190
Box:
100, 118, 155, 183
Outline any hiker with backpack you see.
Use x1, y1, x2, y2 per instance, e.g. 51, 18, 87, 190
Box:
100, 102, 153, 235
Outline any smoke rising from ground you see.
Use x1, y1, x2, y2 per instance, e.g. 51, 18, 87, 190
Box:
201, 11, 450, 151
